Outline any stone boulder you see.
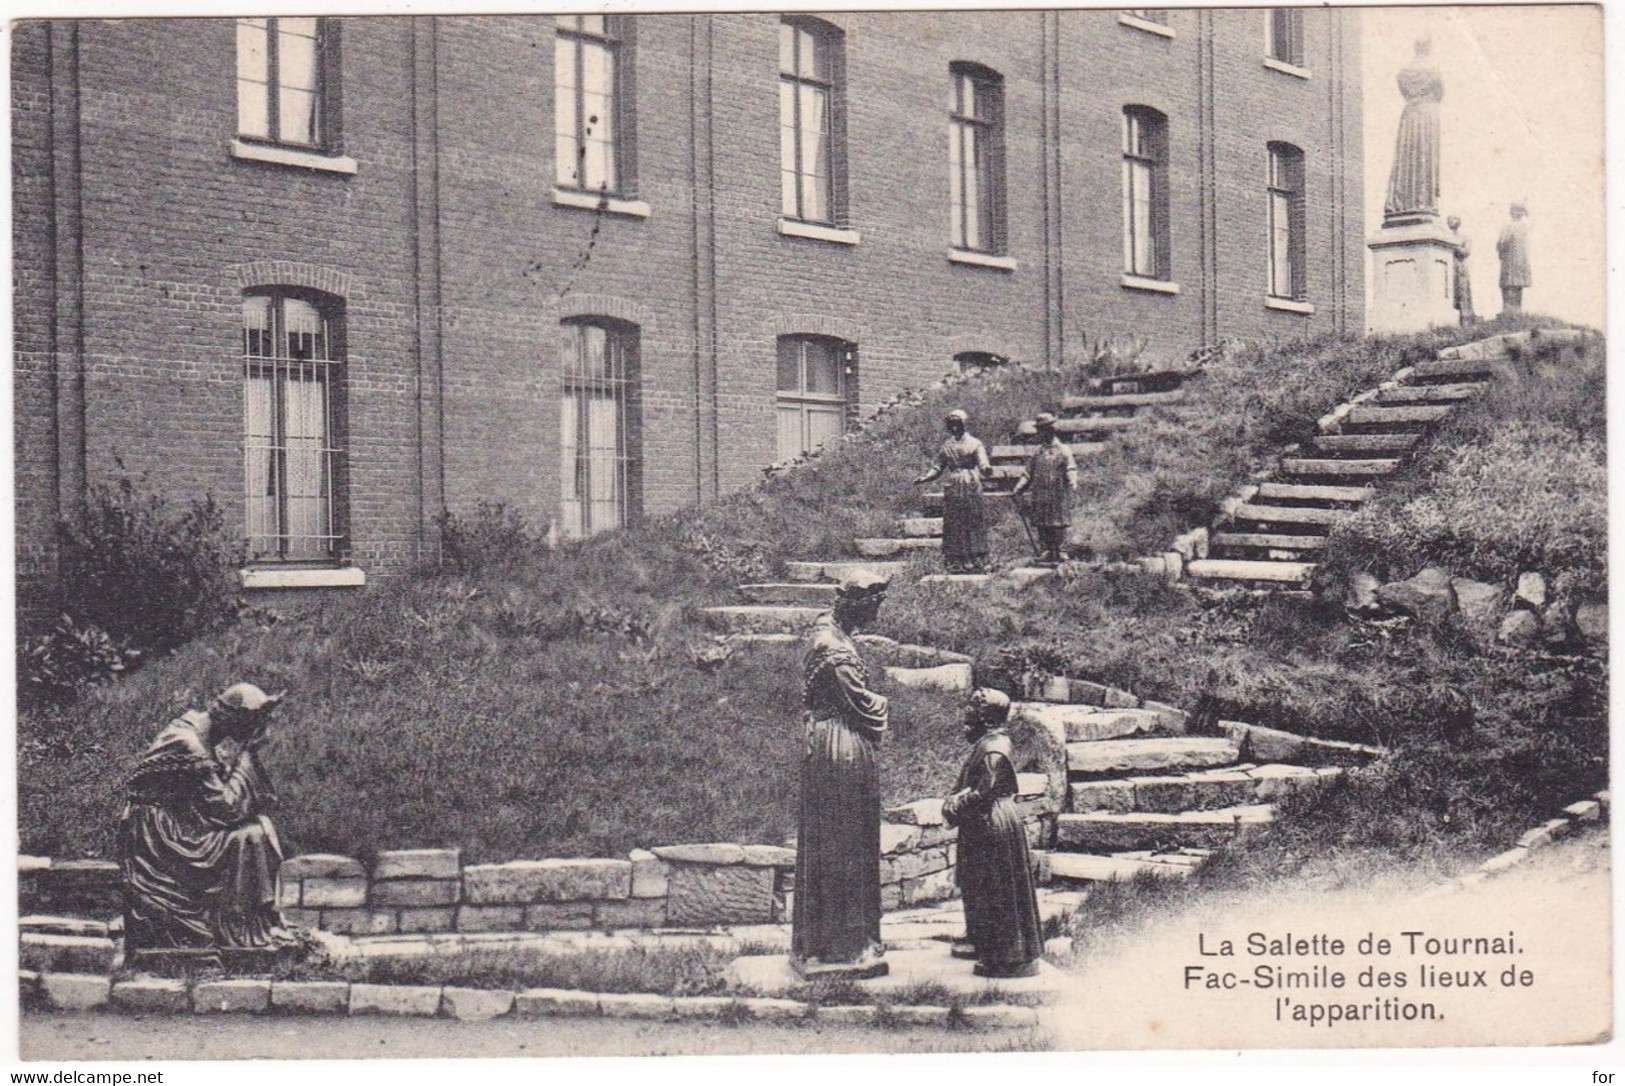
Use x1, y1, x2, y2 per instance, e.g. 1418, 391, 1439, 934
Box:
1575, 600, 1607, 646
1515, 572, 1547, 612
1497, 609, 1541, 648
1004, 706, 1069, 811
1345, 572, 1382, 615
1451, 578, 1507, 627
1375, 567, 1457, 625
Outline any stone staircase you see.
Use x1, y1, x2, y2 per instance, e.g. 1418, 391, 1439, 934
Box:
1012, 680, 1370, 887
1179, 331, 1578, 589
854, 370, 1196, 561
701, 559, 909, 641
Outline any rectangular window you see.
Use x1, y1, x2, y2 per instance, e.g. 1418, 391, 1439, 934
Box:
561, 320, 639, 538
775, 336, 851, 462
780, 18, 843, 225
1267, 9, 1305, 67
1267, 143, 1307, 300
1123, 9, 1168, 24
556, 16, 635, 195
949, 66, 1005, 254
1122, 108, 1171, 280
243, 292, 345, 562
237, 17, 336, 150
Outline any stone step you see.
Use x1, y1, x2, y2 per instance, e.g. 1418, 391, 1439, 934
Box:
1210, 532, 1327, 553
1089, 370, 1192, 396
918, 573, 992, 587
853, 537, 942, 558
1185, 559, 1316, 585
1229, 503, 1348, 528
1070, 763, 1325, 814
989, 442, 1106, 460
19, 916, 112, 939
1045, 851, 1201, 883
783, 560, 910, 584
1280, 458, 1399, 478
738, 583, 838, 606
885, 662, 974, 692
1310, 433, 1421, 456
1408, 357, 1497, 381
1015, 704, 1184, 744
1375, 382, 1484, 404
20, 933, 119, 974
1065, 736, 1240, 777
1254, 482, 1372, 505
896, 517, 945, 538
921, 491, 1011, 515
700, 605, 824, 635
1055, 805, 1275, 851
1060, 391, 1186, 412
1343, 404, 1454, 429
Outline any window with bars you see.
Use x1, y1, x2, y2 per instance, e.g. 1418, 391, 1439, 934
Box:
780, 18, 845, 225
237, 17, 339, 151
1122, 106, 1171, 280
555, 15, 636, 196
776, 335, 854, 462
1267, 9, 1305, 67
243, 291, 347, 563
949, 64, 1006, 255
560, 319, 640, 539
1267, 142, 1308, 300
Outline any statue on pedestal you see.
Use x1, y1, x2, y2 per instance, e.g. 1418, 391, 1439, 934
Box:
791, 572, 890, 980
943, 688, 1044, 978
118, 683, 294, 967
1384, 38, 1443, 224
913, 409, 993, 573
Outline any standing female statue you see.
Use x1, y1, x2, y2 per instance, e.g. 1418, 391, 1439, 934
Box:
943, 688, 1044, 978
913, 409, 993, 573
791, 570, 890, 979
1384, 37, 1443, 222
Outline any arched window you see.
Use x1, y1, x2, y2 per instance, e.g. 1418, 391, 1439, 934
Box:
242, 289, 347, 561
1267, 141, 1307, 300
776, 334, 855, 461
1122, 106, 1170, 281
955, 351, 1007, 374
949, 63, 1006, 255
560, 318, 640, 538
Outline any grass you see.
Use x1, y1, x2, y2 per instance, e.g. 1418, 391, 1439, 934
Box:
18, 314, 1603, 872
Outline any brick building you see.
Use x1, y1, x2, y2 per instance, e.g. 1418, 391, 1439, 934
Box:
12, 10, 1363, 589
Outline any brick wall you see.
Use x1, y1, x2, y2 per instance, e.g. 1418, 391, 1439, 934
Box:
12, 12, 1363, 586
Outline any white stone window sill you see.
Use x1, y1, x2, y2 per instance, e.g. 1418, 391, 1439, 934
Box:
948, 249, 1018, 271
231, 139, 357, 175
552, 188, 652, 219
778, 218, 861, 246
1265, 296, 1316, 315
1263, 57, 1312, 80
1119, 13, 1175, 38
240, 567, 367, 589
1121, 274, 1179, 295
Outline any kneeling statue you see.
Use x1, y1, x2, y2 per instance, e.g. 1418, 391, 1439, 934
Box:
119, 683, 292, 960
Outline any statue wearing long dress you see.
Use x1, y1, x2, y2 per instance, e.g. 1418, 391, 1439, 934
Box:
1383, 38, 1443, 223
914, 409, 993, 573
791, 572, 890, 979
1447, 215, 1475, 323
118, 683, 289, 957
943, 688, 1044, 978
1011, 414, 1078, 565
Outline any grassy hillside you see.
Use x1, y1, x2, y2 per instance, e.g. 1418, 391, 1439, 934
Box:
20, 315, 1598, 869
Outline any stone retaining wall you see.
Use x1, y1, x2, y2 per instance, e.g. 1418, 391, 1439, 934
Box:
20, 775, 1052, 934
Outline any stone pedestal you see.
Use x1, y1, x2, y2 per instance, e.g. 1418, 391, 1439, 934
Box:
1367, 218, 1460, 334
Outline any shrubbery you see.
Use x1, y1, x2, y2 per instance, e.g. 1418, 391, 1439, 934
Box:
18, 472, 241, 706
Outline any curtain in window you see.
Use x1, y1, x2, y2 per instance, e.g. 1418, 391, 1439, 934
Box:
556, 20, 619, 191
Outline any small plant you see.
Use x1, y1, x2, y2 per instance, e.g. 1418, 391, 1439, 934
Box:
434, 501, 541, 573
18, 614, 140, 705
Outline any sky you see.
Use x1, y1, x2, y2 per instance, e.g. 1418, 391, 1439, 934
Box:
1361, 5, 1606, 329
